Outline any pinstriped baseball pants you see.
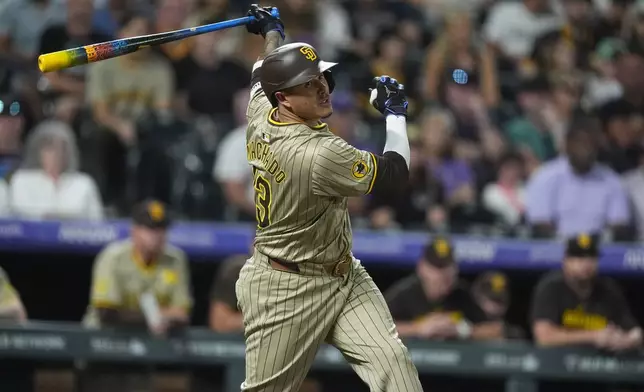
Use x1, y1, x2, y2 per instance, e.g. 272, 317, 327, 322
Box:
235, 254, 423, 392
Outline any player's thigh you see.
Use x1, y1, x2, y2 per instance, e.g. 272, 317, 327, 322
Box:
236, 262, 344, 391
327, 262, 421, 391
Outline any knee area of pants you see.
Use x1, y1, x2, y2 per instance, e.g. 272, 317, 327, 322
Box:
381, 345, 412, 366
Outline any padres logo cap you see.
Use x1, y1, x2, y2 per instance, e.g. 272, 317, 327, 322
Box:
472, 271, 509, 306
565, 233, 600, 258
422, 236, 455, 268
132, 199, 172, 229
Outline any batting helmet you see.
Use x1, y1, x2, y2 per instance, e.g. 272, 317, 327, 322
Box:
260, 43, 337, 107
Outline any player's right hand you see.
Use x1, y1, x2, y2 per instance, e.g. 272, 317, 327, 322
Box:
369, 75, 408, 117
246, 4, 285, 40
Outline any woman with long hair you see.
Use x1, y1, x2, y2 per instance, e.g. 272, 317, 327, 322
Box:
423, 10, 499, 108
8, 120, 103, 220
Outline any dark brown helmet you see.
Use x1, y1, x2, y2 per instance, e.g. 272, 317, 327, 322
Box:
260, 42, 337, 107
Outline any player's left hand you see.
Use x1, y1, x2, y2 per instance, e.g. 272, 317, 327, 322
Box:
606, 327, 640, 352
417, 314, 456, 339
246, 4, 285, 39
369, 75, 408, 117
150, 319, 168, 337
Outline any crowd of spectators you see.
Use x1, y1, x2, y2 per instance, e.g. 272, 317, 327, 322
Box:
1, 0, 644, 241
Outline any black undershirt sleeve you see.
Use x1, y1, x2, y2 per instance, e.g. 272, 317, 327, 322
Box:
250, 67, 261, 92
370, 151, 409, 200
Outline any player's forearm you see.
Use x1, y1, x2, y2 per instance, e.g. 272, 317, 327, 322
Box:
257, 30, 283, 61
383, 115, 410, 168
626, 328, 643, 347
210, 313, 244, 333
162, 307, 190, 328
534, 325, 597, 347
471, 322, 504, 341
209, 302, 244, 333
394, 321, 422, 338
0, 303, 26, 322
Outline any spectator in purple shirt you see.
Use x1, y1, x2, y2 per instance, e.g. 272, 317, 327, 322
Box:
420, 109, 495, 232
525, 117, 631, 240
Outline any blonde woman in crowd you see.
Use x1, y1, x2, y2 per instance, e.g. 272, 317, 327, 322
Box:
423, 10, 499, 108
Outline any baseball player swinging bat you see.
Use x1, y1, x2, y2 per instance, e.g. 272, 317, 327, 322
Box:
37, 8, 280, 73
236, 4, 423, 392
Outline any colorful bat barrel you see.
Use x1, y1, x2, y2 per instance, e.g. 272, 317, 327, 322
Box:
38, 8, 280, 73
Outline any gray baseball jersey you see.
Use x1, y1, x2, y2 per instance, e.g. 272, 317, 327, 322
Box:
0, 267, 20, 308
246, 67, 377, 264
235, 58, 423, 392
83, 239, 193, 328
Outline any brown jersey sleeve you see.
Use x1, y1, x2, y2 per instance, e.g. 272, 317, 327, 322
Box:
168, 250, 193, 311
311, 135, 378, 197
0, 267, 20, 307
90, 246, 122, 309
311, 135, 410, 198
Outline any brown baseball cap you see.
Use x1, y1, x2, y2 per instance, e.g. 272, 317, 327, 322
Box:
472, 271, 510, 306
132, 199, 172, 229
422, 236, 455, 268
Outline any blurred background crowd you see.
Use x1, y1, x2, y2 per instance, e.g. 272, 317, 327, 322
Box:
2, 0, 644, 241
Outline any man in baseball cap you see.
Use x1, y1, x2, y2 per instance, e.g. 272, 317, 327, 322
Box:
472, 271, 525, 339
531, 233, 642, 350
84, 199, 190, 331
130, 199, 173, 266
385, 236, 504, 341
472, 271, 510, 319
82, 199, 192, 391
132, 199, 172, 229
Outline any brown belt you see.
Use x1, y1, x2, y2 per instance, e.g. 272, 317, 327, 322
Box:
269, 256, 351, 277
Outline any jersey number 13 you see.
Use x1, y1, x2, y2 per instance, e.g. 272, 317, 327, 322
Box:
252, 167, 272, 228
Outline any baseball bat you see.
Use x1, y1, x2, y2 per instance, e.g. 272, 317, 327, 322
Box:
38, 8, 279, 73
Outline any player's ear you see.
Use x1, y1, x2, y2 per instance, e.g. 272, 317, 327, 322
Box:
275, 92, 291, 109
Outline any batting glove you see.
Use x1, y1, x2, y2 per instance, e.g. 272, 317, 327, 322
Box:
369, 75, 408, 117
246, 4, 285, 40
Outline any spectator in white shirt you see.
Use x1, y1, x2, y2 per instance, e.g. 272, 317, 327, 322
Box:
483, 0, 563, 61
213, 89, 254, 222
0, 179, 8, 217
483, 152, 527, 227
316, 0, 352, 61
9, 120, 103, 221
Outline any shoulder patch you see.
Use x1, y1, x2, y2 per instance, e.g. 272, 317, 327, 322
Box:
352, 159, 370, 179
161, 269, 178, 285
